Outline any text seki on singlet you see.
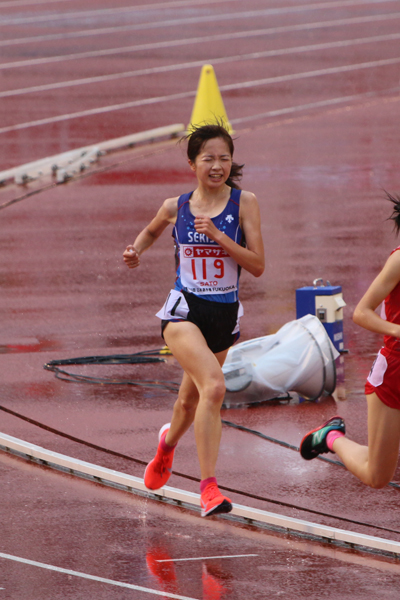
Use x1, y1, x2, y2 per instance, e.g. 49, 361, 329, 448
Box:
172, 188, 245, 303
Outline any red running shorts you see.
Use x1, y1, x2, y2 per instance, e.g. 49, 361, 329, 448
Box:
365, 346, 400, 409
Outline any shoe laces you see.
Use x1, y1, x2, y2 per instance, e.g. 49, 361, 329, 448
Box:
154, 450, 172, 475
202, 483, 221, 502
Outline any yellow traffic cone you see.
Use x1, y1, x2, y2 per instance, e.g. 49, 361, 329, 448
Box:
187, 64, 233, 134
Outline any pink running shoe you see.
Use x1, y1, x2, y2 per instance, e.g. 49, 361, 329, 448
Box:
200, 483, 232, 517
144, 424, 175, 490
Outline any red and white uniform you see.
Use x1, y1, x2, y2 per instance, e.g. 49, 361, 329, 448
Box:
365, 246, 400, 408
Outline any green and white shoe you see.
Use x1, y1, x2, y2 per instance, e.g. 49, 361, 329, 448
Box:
300, 416, 345, 460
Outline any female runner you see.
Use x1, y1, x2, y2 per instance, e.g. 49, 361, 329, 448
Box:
300, 193, 400, 489
123, 124, 265, 516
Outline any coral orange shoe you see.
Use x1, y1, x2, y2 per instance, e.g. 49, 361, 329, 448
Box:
200, 483, 232, 517
144, 424, 175, 490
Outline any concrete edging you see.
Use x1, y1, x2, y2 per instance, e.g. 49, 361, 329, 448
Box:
1, 431, 400, 557
0, 123, 185, 185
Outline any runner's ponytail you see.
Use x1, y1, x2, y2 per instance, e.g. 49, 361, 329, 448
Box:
226, 161, 244, 190
386, 191, 400, 236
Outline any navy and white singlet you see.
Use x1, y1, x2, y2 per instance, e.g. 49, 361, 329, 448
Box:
172, 188, 244, 303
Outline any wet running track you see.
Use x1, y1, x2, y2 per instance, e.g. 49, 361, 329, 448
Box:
1, 1, 400, 598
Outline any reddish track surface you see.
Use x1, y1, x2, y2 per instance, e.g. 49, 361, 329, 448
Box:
1, 1, 400, 598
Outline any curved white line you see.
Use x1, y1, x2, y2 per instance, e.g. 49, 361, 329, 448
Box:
218, 56, 400, 93
0, 552, 199, 599
230, 88, 400, 125
0, 0, 397, 31
1, 0, 73, 6
156, 554, 259, 562
0, 0, 235, 25
0, 91, 193, 134
1, 56, 400, 135
2, 31, 400, 97
0, 12, 385, 55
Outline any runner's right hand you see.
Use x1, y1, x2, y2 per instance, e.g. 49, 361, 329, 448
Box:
123, 245, 140, 268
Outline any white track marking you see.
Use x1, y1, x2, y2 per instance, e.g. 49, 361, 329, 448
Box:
230, 87, 400, 125
0, 0, 397, 31
217, 56, 400, 95
2, 12, 400, 51
0, 91, 192, 135
1, 0, 73, 6
0, 552, 199, 600
1, 55, 400, 135
156, 554, 259, 562
0, 0, 237, 26
1, 31, 400, 97
1, 11, 399, 66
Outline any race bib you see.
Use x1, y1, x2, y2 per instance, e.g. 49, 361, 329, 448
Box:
367, 350, 387, 387
180, 244, 238, 295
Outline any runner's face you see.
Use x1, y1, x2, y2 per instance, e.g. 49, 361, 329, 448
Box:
189, 137, 232, 188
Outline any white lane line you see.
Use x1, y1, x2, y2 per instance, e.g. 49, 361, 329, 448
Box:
0, 0, 236, 26
2, 31, 400, 97
0, 90, 193, 135
218, 56, 400, 94
1, 0, 74, 6
2, 6, 399, 49
1, 55, 400, 135
0, 552, 199, 600
230, 87, 400, 125
156, 554, 259, 562
3, 12, 400, 60
0, 0, 397, 28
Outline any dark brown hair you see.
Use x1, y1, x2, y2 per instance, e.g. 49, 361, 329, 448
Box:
386, 191, 400, 236
185, 123, 244, 189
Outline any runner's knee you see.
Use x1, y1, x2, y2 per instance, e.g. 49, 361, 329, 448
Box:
201, 376, 226, 406
177, 393, 199, 415
368, 471, 393, 489
366, 460, 396, 488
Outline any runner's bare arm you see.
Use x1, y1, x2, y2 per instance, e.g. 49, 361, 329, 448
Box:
194, 191, 265, 277
123, 197, 178, 268
353, 250, 400, 338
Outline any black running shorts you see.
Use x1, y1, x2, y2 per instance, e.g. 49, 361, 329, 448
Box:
161, 290, 240, 354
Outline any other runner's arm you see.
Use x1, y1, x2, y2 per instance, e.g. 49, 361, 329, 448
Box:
194, 191, 265, 277
123, 197, 178, 269
353, 250, 400, 338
